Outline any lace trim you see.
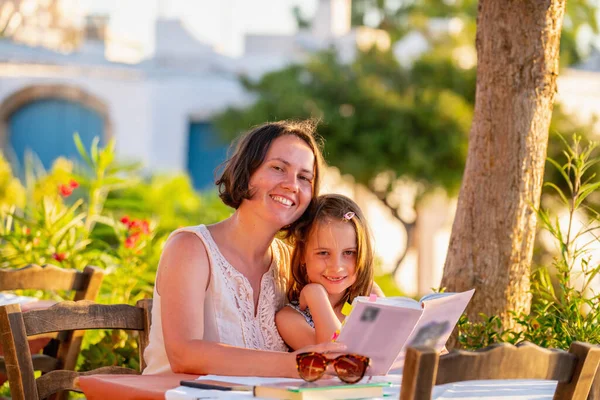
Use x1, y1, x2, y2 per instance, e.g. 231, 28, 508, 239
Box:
198, 226, 287, 351
257, 243, 287, 351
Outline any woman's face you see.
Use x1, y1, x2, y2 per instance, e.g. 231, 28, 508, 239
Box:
245, 135, 316, 229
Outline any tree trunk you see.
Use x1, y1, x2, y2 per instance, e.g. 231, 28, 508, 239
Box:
441, 0, 566, 333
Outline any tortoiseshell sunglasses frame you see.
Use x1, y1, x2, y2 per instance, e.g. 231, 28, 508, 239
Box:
295, 352, 370, 384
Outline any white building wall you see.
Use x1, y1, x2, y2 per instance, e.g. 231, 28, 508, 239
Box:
147, 74, 250, 171
0, 65, 154, 166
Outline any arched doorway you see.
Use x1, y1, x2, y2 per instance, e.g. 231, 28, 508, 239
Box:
0, 85, 111, 170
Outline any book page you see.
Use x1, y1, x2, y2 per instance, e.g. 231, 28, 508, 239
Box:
335, 301, 423, 375
408, 289, 475, 351
419, 291, 455, 304
354, 296, 421, 309
390, 289, 474, 369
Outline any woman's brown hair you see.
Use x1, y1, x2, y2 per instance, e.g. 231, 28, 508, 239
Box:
216, 119, 325, 234
288, 194, 375, 308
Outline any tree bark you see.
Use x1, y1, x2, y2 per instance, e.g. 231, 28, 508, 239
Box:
441, 0, 566, 333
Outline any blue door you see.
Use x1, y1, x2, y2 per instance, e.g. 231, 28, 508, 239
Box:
8, 98, 104, 170
187, 122, 228, 190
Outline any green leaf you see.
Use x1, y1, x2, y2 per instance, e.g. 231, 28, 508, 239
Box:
74, 133, 94, 168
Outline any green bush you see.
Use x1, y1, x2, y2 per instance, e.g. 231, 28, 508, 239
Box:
0, 135, 232, 372
457, 134, 600, 350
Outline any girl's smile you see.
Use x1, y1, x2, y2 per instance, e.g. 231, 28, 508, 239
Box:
304, 218, 358, 304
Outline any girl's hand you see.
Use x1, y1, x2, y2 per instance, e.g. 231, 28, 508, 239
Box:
299, 283, 328, 310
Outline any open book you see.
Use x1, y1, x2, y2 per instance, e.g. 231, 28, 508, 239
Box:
335, 289, 475, 375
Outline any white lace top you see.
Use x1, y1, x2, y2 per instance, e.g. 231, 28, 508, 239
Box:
143, 225, 290, 375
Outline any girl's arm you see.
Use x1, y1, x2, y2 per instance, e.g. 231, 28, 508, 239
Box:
299, 284, 342, 344
275, 307, 319, 350
371, 281, 385, 297
275, 284, 340, 350
158, 233, 342, 376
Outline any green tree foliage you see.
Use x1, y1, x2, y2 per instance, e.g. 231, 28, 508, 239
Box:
215, 0, 599, 277
351, 0, 598, 66
215, 49, 472, 198
213, 32, 594, 273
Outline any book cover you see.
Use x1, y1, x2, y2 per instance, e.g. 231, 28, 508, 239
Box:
253, 380, 387, 400
180, 379, 253, 391
335, 289, 475, 375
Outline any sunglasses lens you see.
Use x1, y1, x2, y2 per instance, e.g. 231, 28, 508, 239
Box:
297, 354, 327, 382
334, 355, 368, 384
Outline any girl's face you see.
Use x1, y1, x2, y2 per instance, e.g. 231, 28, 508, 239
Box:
244, 135, 315, 229
304, 219, 358, 304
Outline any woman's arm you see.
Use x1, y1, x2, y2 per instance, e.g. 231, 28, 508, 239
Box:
157, 232, 301, 376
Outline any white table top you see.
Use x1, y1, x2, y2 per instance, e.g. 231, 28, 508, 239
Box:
0, 293, 37, 306
165, 375, 558, 400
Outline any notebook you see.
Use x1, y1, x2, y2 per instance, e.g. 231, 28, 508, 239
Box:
253, 379, 388, 400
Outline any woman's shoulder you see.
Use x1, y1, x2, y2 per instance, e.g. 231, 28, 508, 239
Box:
155, 226, 211, 294
168, 224, 207, 239
162, 228, 209, 263
164, 225, 213, 251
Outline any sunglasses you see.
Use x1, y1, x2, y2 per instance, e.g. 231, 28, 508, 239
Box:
295, 352, 370, 384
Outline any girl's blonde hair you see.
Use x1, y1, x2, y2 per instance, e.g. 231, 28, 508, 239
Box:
288, 194, 375, 307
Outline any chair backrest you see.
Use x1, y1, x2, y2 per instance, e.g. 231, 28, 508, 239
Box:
0, 299, 153, 400
0, 264, 104, 300
400, 341, 600, 400
0, 264, 105, 373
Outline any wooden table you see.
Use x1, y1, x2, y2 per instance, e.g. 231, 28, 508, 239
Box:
79, 374, 560, 400
79, 374, 199, 400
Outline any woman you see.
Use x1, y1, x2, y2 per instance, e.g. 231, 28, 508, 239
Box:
143, 120, 344, 377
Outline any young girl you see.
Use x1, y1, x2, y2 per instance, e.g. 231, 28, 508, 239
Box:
275, 193, 376, 350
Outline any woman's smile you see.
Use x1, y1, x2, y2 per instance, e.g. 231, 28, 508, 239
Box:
270, 194, 295, 207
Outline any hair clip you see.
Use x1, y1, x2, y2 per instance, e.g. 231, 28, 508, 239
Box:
343, 211, 355, 221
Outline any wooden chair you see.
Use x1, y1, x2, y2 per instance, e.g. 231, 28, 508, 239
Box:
0, 264, 104, 375
0, 299, 153, 400
400, 341, 600, 400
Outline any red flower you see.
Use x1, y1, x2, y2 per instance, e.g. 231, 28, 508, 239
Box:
124, 233, 140, 249
24, 227, 31, 235
58, 184, 74, 197
130, 219, 150, 234
120, 216, 131, 225
58, 179, 79, 197
52, 253, 67, 262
